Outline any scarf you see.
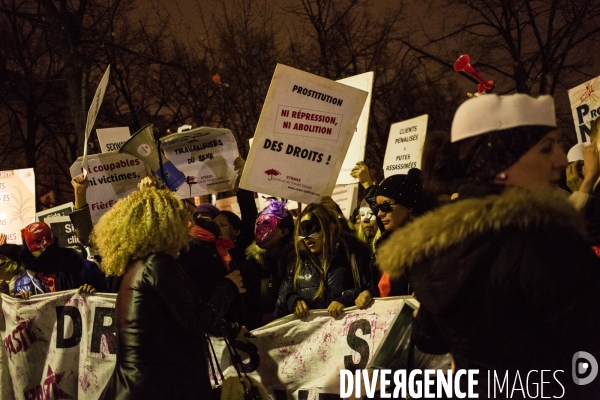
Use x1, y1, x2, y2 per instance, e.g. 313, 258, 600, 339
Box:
189, 225, 234, 271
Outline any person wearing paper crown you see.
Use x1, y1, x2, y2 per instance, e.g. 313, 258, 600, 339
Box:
273, 203, 372, 319
240, 198, 296, 329
0, 222, 105, 298
376, 93, 600, 397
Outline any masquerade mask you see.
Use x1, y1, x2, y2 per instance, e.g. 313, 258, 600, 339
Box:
375, 201, 398, 214
299, 215, 321, 240
21, 222, 54, 253
255, 198, 288, 245
359, 207, 375, 221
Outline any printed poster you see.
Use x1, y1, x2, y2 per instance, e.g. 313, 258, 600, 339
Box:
44, 216, 80, 248
382, 115, 428, 178
336, 72, 374, 185
0, 168, 35, 245
240, 64, 368, 204
70, 153, 146, 224
568, 76, 600, 144
161, 127, 240, 198
35, 202, 74, 223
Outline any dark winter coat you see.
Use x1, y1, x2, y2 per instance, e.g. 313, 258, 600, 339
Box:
99, 252, 238, 400
0, 242, 107, 292
274, 234, 372, 318
240, 242, 294, 329
377, 187, 600, 397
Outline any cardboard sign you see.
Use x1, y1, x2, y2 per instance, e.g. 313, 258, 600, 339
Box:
382, 114, 428, 178
336, 72, 374, 185
161, 127, 240, 198
82, 66, 111, 174
331, 184, 359, 219
44, 216, 80, 247
0, 168, 35, 244
97, 127, 131, 153
35, 202, 74, 223
70, 152, 146, 224
240, 64, 368, 203
568, 76, 600, 144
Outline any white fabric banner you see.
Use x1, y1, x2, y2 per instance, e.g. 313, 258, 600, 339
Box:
336, 72, 374, 185
0, 169, 36, 245
382, 115, 428, 178
568, 76, 600, 144
70, 153, 147, 224
0, 291, 117, 400
1, 293, 412, 400
161, 127, 240, 198
240, 64, 368, 204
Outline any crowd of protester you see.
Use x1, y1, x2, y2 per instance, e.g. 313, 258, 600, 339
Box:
1, 92, 600, 398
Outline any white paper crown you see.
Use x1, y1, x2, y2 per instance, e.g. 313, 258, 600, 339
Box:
451, 94, 556, 143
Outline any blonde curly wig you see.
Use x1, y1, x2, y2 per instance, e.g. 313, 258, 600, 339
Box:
91, 188, 192, 277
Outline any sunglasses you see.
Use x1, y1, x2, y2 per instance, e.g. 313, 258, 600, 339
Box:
376, 201, 398, 213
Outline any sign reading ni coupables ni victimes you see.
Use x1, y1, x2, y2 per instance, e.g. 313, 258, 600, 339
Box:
240, 64, 368, 204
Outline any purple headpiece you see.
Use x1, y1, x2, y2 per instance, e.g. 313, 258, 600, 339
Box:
255, 198, 288, 246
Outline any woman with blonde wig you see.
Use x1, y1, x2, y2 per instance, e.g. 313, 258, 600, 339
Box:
94, 188, 244, 400
274, 203, 372, 319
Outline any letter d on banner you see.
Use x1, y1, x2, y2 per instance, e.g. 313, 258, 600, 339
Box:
120, 124, 186, 191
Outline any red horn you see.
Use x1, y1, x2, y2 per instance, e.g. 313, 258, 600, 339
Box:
454, 54, 494, 94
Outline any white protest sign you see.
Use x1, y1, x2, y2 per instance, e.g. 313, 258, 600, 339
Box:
35, 202, 74, 223
70, 152, 146, 224
97, 127, 130, 153
0, 168, 35, 245
161, 127, 240, 198
240, 64, 368, 203
331, 184, 359, 219
382, 114, 428, 178
336, 72, 374, 185
82, 66, 111, 174
568, 76, 600, 144
248, 138, 300, 211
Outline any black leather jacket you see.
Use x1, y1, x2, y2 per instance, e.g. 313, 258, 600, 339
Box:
274, 235, 372, 318
100, 252, 238, 400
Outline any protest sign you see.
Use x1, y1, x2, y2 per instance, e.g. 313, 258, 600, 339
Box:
70, 152, 146, 224
82, 66, 110, 175
0, 291, 117, 400
0, 293, 412, 400
96, 127, 130, 153
331, 184, 359, 219
240, 64, 368, 204
336, 72, 374, 185
568, 76, 600, 144
382, 114, 428, 178
0, 168, 35, 245
161, 127, 240, 198
44, 216, 80, 247
35, 202, 73, 223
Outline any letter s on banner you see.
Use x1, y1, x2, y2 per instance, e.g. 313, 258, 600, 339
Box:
344, 319, 371, 371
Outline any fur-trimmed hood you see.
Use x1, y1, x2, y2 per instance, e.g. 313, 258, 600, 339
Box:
377, 188, 586, 278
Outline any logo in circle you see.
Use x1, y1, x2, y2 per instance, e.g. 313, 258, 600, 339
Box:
137, 144, 152, 157
573, 351, 598, 385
